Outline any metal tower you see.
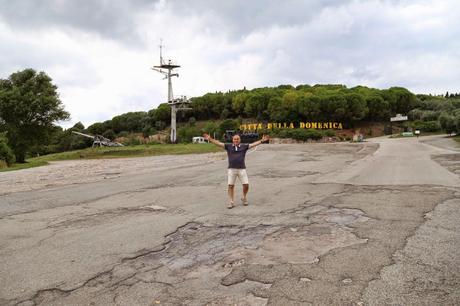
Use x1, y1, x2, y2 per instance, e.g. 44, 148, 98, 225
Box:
152, 41, 191, 143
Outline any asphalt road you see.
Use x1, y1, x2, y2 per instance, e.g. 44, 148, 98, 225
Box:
0, 135, 459, 305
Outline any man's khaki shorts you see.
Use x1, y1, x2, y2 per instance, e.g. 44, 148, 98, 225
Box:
228, 168, 249, 185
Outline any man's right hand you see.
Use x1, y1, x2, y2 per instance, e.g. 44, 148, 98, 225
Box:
203, 133, 224, 148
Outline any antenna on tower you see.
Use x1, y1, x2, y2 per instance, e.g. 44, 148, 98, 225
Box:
159, 39, 164, 66
152, 41, 191, 143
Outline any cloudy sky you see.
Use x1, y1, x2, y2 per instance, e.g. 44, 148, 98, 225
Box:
1, 0, 459, 128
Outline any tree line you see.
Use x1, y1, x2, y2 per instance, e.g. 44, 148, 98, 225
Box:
83, 83, 417, 139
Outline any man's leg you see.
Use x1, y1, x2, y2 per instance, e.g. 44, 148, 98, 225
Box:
227, 169, 237, 208
228, 185, 235, 203
242, 184, 249, 201
241, 169, 249, 205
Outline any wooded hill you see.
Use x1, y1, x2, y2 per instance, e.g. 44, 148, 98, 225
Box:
85, 84, 418, 136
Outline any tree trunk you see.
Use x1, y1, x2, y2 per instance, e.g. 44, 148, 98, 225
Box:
15, 152, 26, 163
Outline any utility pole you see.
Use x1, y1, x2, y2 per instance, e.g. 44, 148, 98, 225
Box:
152, 41, 191, 143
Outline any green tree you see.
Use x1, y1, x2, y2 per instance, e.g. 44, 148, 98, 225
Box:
267, 96, 287, 121
297, 95, 321, 121
455, 114, 460, 134
87, 120, 112, 135
232, 92, 248, 115
219, 119, 239, 136
102, 129, 116, 140
0, 69, 69, 162
0, 133, 15, 166
151, 104, 171, 123
438, 113, 456, 134
344, 93, 368, 122
177, 126, 200, 143
366, 95, 390, 121
111, 111, 148, 133
54, 122, 91, 152
203, 121, 219, 137
383, 87, 416, 115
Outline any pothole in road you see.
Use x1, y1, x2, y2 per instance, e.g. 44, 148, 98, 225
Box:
27, 205, 372, 306
118, 206, 370, 304
432, 154, 460, 175
152, 206, 369, 271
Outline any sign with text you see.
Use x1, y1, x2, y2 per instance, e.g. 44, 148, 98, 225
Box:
240, 122, 343, 131
390, 114, 408, 122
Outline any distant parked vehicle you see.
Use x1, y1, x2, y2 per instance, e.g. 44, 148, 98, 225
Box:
192, 136, 209, 144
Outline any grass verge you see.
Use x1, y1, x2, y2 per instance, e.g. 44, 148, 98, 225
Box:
0, 143, 222, 172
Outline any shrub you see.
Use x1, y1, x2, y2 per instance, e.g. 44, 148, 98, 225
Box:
439, 113, 456, 134
219, 119, 239, 135
117, 131, 130, 138
102, 129, 116, 140
121, 136, 142, 146
411, 120, 440, 132
276, 129, 323, 141
142, 126, 157, 138
177, 126, 201, 143
188, 117, 197, 126
203, 121, 219, 137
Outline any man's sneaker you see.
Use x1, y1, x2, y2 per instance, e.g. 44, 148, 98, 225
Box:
227, 201, 235, 209
241, 198, 249, 206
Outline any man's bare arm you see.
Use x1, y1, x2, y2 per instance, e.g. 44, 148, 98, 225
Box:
203, 133, 225, 148
249, 135, 269, 149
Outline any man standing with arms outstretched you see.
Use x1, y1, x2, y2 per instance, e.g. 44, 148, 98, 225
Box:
203, 133, 269, 209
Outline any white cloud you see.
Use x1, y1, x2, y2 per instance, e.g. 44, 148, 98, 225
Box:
1, 0, 459, 128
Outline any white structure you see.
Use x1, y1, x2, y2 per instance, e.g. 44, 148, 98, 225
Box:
390, 114, 408, 122
152, 42, 191, 143
192, 136, 208, 144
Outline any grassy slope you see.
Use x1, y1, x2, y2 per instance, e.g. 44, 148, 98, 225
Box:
0, 143, 222, 172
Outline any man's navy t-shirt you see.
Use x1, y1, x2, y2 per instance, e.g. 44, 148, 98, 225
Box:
224, 143, 249, 169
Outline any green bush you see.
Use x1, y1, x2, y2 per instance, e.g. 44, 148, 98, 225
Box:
219, 119, 239, 135
188, 117, 197, 126
455, 114, 460, 133
102, 129, 116, 140
439, 113, 456, 134
0, 135, 15, 166
276, 128, 324, 141
117, 131, 130, 138
177, 126, 201, 143
121, 136, 142, 146
203, 121, 219, 138
410, 120, 440, 132
142, 126, 157, 138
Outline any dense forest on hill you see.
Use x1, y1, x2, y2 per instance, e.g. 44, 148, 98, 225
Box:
79, 84, 460, 143
86, 84, 418, 137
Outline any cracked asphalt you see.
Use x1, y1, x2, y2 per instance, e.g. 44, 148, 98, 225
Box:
1, 135, 459, 306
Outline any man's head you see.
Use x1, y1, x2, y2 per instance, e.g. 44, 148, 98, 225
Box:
232, 134, 241, 146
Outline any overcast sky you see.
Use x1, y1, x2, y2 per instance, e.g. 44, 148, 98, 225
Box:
1, 0, 459, 128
